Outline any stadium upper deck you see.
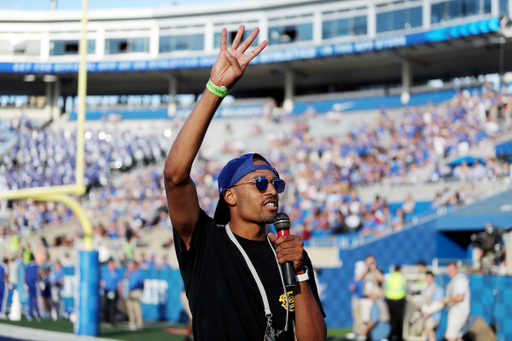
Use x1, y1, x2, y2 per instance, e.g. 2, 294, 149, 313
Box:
0, 0, 511, 103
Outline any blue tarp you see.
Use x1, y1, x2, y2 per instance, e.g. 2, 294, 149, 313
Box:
496, 140, 512, 158
446, 155, 486, 167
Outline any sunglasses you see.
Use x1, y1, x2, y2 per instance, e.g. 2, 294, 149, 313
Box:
231, 176, 286, 193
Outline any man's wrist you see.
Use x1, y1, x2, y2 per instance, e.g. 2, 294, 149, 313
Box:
206, 79, 230, 98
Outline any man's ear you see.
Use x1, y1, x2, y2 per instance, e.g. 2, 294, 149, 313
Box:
224, 188, 237, 207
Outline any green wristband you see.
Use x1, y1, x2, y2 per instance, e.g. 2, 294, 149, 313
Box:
206, 79, 230, 98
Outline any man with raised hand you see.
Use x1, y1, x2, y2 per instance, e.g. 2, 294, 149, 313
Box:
164, 26, 326, 341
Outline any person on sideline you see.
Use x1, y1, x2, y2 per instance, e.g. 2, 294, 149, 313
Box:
163, 25, 326, 341
358, 291, 391, 341
0, 258, 10, 319
100, 259, 120, 326
384, 265, 407, 341
25, 254, 41, 321
122, 260, 144, 331
444, 263, 470, 341
421, 271, 444, 341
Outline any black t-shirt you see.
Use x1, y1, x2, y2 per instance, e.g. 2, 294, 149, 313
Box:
173, 210, 325, 341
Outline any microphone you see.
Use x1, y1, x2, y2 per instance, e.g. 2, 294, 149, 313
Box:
273, 212, 297, 288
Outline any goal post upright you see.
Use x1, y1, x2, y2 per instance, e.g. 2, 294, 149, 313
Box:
0, 0, 99, 336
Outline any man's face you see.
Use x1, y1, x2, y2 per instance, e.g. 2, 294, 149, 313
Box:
447, 264, 458, 278
108, 261, 115, 271
425, 274, 435, 286
128, 262, 136, 272
418, 264, 426, 274
228, 160, 280, 225
365, 256, 376, 268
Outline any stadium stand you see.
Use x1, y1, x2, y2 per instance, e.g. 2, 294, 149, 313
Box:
1, 0, 512, 339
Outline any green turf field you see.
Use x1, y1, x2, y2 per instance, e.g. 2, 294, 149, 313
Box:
0, 318, 351, 340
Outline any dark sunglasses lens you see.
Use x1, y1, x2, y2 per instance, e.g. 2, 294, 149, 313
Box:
255, 178, 269, 192
274, 179, 285, 193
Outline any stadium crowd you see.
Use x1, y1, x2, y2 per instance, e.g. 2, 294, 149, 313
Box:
0, 83, 510, 245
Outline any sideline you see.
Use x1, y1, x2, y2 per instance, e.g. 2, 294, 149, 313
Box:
0, 324, 119, 341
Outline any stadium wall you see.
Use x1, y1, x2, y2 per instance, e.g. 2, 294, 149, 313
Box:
319, 219, 438, 329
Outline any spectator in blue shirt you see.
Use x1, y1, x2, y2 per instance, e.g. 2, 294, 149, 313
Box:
0, 258, 11, 319
359, 292, 391, 341
123, 260, 144, 330
421, 271, 444, 341
100, 259, 120, 326
49, 260, 64, 320
147, 254, 156, 269
25, 254, 41, 321
157, 254, 171, 270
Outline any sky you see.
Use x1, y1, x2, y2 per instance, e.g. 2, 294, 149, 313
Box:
0, 0, 246, 11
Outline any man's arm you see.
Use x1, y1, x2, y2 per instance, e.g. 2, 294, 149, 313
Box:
268, 233, 327, 341
163, 26, 267, 250
358, 321, 377, 337
447, 293, 465, 303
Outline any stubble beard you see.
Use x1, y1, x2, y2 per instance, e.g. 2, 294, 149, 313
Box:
260, 211, 276, 225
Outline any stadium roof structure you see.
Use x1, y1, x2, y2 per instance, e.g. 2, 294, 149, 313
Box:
0, 0, 511, 101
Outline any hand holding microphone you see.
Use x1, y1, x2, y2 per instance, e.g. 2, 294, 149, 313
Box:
269, 212, 305, 288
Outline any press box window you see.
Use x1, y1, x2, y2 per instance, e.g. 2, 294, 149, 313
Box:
50, 40, 96, 56
268, 23, 313, 45
105, 38, 149, 54
431, 0, 492, 24
322, 16, 367, 39
377, 6, 422, 33
0, 40, 40, 56
214, 30, 257, 48
159, 34, 204, 53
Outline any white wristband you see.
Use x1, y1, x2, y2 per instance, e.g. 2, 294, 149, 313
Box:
296, 266, 309, 282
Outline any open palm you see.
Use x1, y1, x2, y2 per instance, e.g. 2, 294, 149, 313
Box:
210, 26, 268, 90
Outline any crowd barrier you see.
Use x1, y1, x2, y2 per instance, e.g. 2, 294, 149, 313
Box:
6, 259, 512, 340
9, 265, 185, 323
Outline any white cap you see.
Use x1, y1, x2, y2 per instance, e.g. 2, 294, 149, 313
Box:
355, 260, 367, 276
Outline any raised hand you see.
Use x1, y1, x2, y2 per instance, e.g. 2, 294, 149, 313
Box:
210, 25, 268, 90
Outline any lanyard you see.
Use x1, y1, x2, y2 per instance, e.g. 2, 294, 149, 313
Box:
225, 224, 289, 333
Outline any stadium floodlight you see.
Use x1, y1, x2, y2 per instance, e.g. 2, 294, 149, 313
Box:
23, 74, 36, 82
43, 74, 58, 82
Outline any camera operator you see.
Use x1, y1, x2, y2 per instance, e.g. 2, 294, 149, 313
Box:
409, 271, 444, 341
471, 222, 504, 274
359, 255, 384, 331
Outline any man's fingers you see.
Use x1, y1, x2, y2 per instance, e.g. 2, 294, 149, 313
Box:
274, 234, 301, 245
276, 246, 303, 259
245, 40, 268, 62
220, 28, 228, 51
275, 240, 303, 254
267, 232, 277, 243
224, 51, 242, 78
277, 252, 303, 265
238, 27, 259, 53
231, 25, 245, 50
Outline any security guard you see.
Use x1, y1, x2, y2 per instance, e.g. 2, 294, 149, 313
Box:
384, 265, 407, 341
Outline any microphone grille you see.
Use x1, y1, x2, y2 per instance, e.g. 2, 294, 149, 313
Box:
273, 212, 290, 231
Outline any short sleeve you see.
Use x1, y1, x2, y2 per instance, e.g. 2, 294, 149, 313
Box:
453, 276, 469, 296
433, 287, 444, 301
173, 209, 214, 275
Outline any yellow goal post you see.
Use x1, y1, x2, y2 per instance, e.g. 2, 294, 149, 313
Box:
0, 0, 93, 250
